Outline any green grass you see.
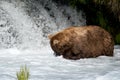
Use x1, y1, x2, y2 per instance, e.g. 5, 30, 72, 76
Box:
16, 65, 30, 80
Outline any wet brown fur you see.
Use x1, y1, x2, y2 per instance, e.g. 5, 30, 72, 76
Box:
48, 26, 114, 60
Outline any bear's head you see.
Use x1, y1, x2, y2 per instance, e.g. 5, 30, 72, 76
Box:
48, 32, 72, 56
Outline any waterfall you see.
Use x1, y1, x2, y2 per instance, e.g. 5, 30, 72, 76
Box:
0, 0, 86, 49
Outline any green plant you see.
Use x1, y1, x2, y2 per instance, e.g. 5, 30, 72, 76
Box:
116, 33, 120, 44
16, 65, 30, 80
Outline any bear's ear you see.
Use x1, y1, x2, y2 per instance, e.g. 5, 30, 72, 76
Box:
53, 39, 60, 45
48, 34, 54, 39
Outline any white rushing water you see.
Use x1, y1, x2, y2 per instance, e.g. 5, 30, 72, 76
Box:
0, 0, 86, 49
0, 0, 120, 80
0, 46, 120, 80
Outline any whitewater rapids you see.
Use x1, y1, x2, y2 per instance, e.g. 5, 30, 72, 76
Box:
0, 46, 120, 80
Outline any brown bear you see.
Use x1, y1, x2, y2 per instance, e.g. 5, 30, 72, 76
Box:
48, 26, 114, 60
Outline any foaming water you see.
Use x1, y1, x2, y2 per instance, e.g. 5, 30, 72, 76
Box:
0, 46, 120, 80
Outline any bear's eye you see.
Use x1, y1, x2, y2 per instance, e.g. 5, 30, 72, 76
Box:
62, 44, 67, 48
62, 45, 65, 48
